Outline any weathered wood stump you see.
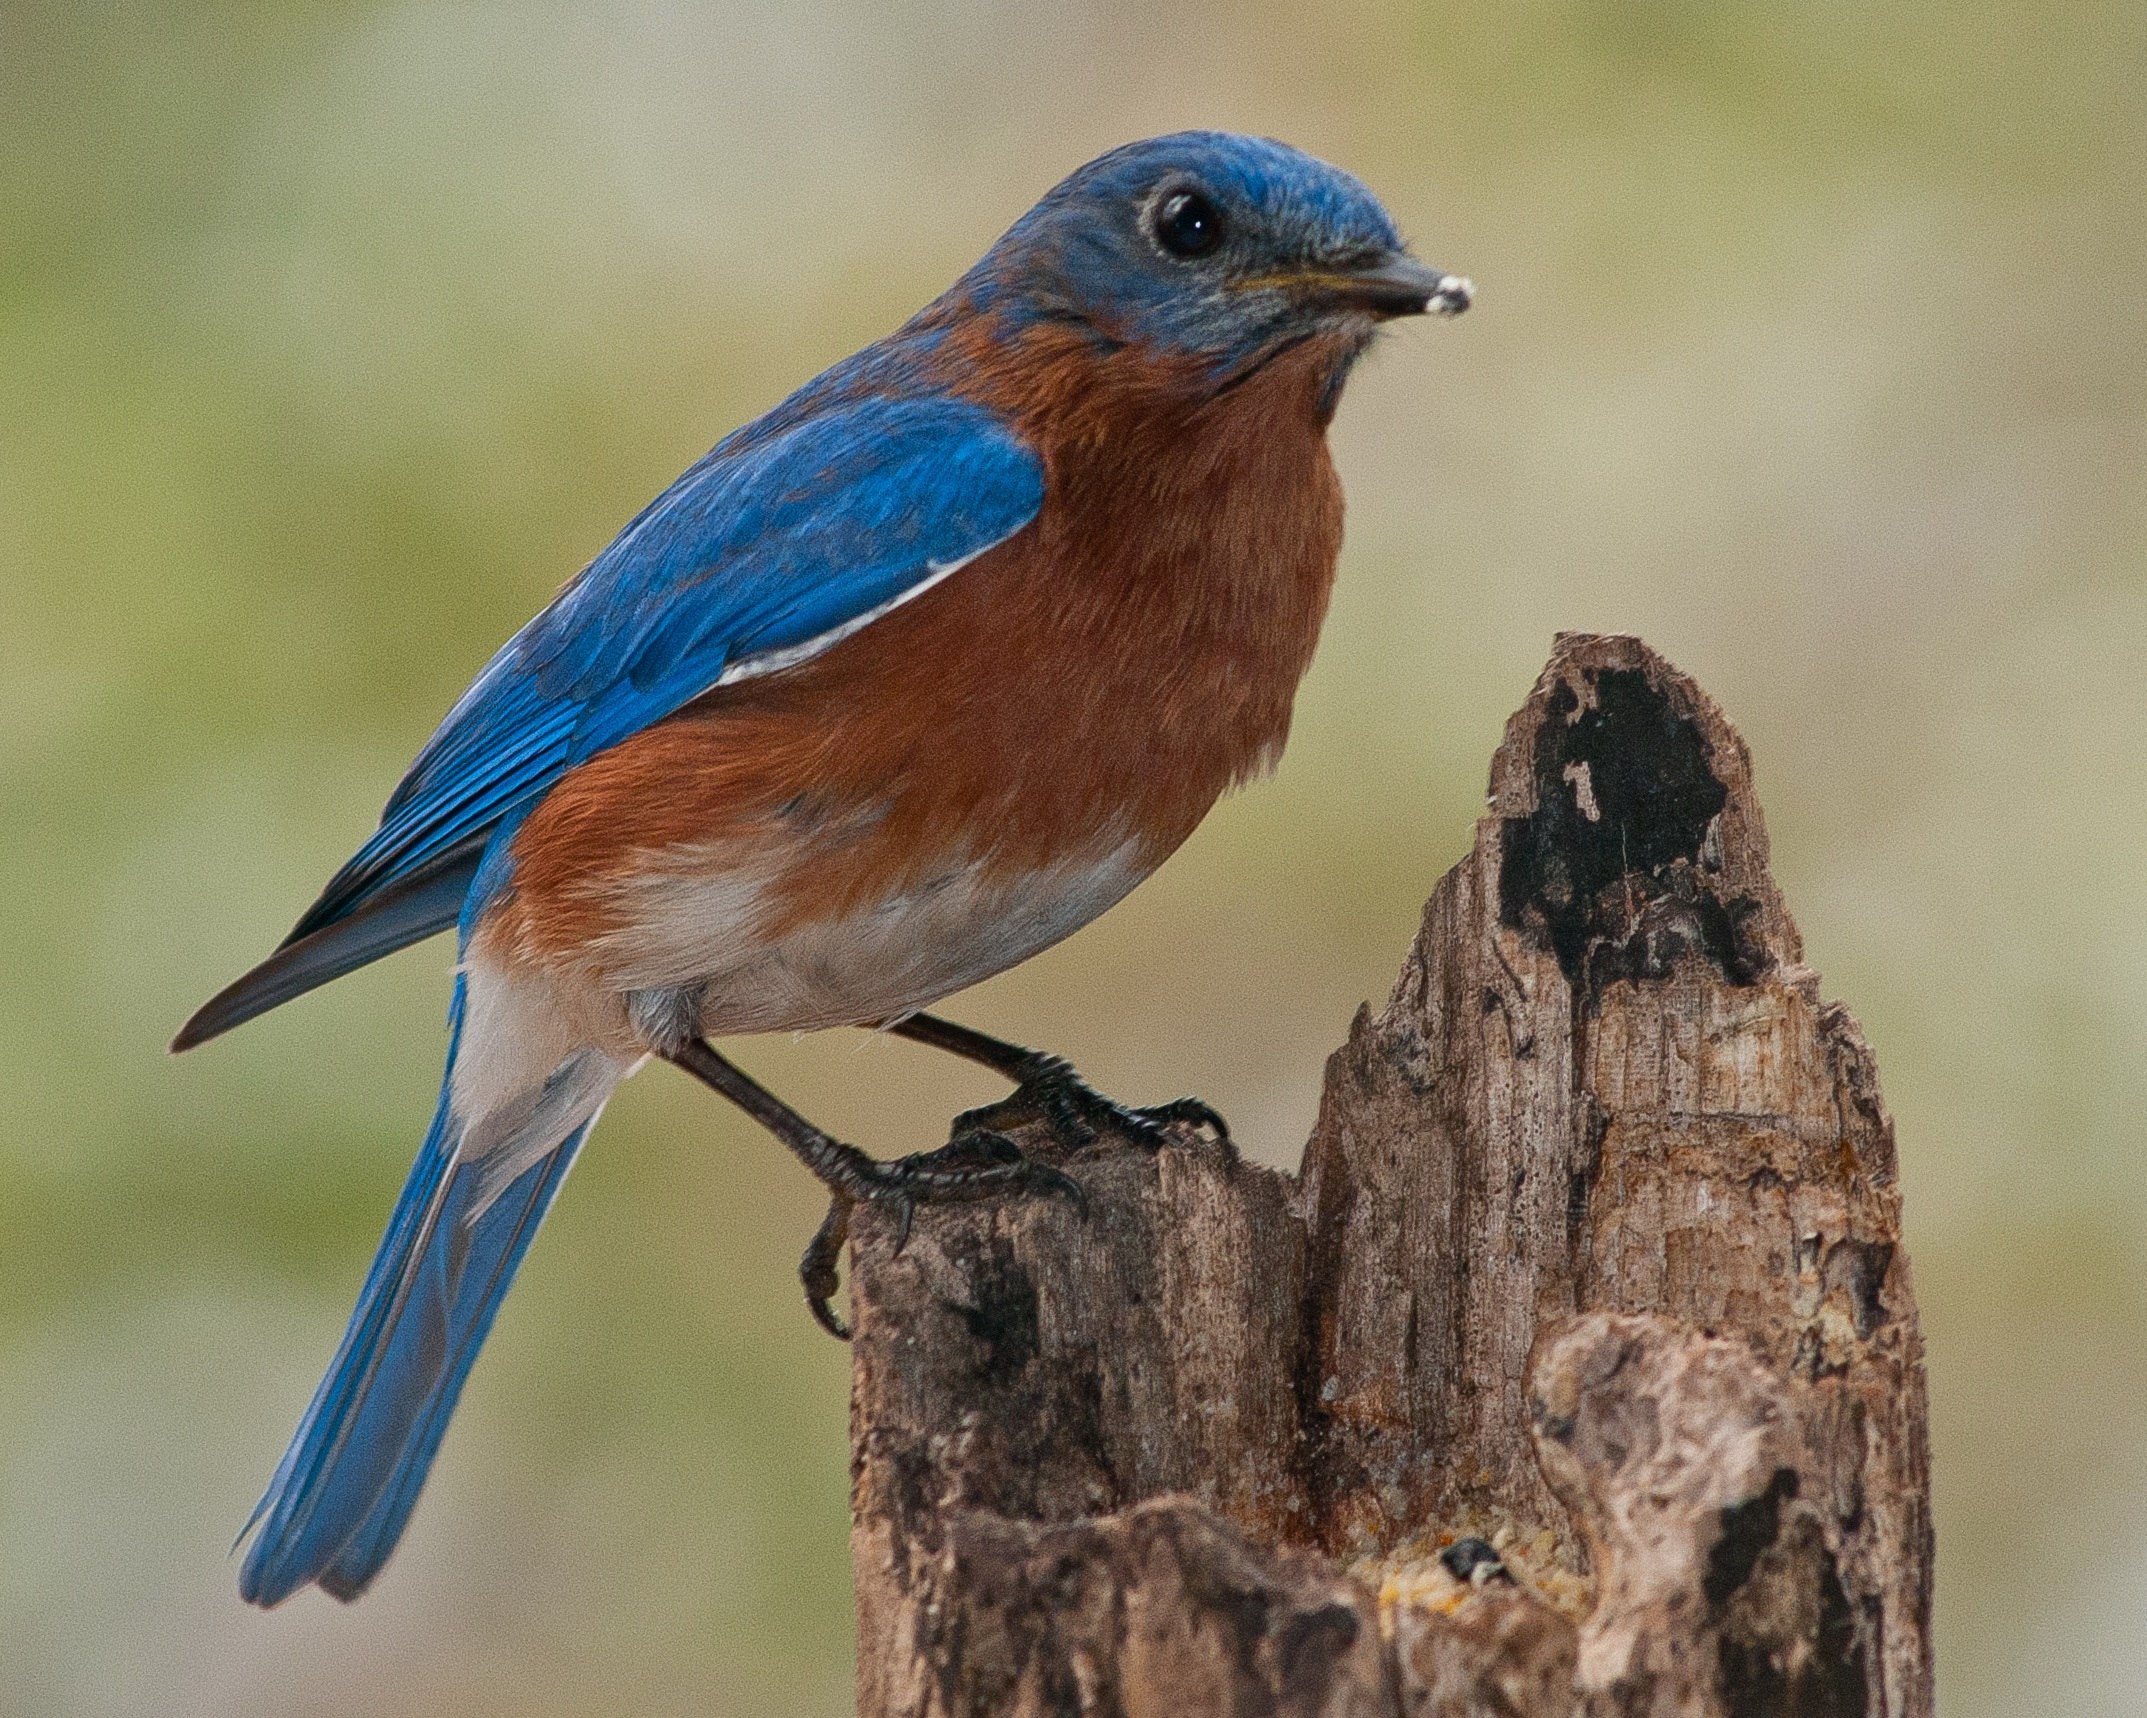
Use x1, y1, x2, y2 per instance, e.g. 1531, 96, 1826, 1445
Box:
846, 634, 1932, 1717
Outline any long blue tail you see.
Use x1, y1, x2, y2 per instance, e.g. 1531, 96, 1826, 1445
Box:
240, 985, 594, 1605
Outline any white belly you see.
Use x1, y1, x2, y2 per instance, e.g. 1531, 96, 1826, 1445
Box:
585, 837, 1154, 1035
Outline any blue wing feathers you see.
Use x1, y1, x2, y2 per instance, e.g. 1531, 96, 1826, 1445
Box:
330, 399, 1032, 930
318, 397, 1038, 936
175, 391, 1039, 1050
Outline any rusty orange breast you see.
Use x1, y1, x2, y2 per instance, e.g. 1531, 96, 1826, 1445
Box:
497, 328, 1351, 973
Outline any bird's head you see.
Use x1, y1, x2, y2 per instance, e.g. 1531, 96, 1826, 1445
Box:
964, 131, 1470, 390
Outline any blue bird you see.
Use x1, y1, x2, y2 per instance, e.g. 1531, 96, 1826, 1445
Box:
175, 131, 1469, 1605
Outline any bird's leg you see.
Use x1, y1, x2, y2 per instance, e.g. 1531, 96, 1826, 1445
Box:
885, 1013, 1231, 1155
664, 1037, 1082, 1339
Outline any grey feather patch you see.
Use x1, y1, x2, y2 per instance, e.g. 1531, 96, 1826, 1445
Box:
627, 984, 706, 1056
463, 1051, 615, 1217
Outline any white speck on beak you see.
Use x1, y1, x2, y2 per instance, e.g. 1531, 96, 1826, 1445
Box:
1429, 274, 1474, 316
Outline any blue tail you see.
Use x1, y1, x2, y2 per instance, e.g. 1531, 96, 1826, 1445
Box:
240, 984, 592, 1605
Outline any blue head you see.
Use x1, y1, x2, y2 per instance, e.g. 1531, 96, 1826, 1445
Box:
964, 132, 1469, 382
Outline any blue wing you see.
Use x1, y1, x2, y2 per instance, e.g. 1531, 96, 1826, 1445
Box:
174, 392, 1042, 1050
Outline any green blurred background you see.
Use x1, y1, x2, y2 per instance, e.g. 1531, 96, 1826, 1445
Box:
3, 1, 2142, 1711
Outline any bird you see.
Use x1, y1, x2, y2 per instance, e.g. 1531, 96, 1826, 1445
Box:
173, 130, 1470, 1607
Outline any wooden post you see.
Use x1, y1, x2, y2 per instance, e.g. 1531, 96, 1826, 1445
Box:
846, 634, 1933, 1717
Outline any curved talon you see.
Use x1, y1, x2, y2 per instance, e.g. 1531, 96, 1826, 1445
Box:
801, 1199, 854, 1340
997, 1148, 1088, 1216
1038, 1162, 1089, 1216
795, 1128, 1087, 1338
1142, 1096, 1232, 1146
668, 1037, 1087, 1341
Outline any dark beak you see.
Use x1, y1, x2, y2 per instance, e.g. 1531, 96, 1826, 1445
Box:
1326, 253, 1474, 319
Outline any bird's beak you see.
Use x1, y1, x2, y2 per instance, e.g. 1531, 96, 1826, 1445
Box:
1322, 253, 1474, 319
1250, 253, 1474, 320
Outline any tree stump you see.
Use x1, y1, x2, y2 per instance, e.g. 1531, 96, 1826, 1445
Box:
846, 634, 1933, 1718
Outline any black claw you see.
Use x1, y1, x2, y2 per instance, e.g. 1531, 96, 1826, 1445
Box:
1144, 1096, 1232, 1143
1027, 1159, 1090, 1215
801, 1200, 854, 1340
793, 1127, 1089, 1338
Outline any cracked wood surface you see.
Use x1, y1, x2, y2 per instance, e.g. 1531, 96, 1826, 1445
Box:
846, 634, 1932, 1718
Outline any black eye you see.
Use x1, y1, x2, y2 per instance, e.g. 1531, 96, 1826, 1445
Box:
1153, 189, 1224, 259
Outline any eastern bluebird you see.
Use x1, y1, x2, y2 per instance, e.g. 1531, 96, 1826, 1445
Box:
175, 131, 1470, 1605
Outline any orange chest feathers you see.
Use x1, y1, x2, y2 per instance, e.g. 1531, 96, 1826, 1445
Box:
503, 332, 1350, 951
874, 321, 1355, 861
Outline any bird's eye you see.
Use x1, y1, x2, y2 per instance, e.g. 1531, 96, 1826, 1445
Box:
1153, 189, 1224, 259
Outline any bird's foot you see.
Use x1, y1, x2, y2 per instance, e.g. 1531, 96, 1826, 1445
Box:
798, 1128, 1084, 1340
953, 1054, 1231, 1157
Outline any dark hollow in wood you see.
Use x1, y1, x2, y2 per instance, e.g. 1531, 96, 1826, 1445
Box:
847, 634, 1932, 1718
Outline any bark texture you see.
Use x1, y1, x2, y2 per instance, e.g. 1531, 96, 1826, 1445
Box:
848, 634, 1932, 1718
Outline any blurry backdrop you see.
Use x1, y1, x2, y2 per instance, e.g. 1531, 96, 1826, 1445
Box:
3, 1, 2143, 1713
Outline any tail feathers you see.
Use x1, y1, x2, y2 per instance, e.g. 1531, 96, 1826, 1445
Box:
314, 1138, 584, 1601
239, 1003, 605, 1606
172, 844, 481, 1052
